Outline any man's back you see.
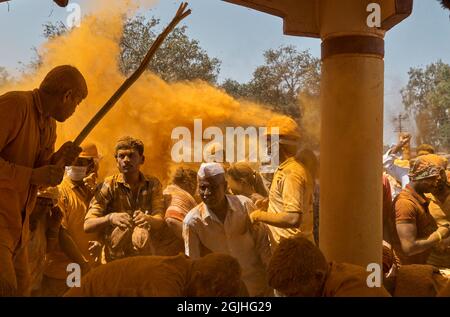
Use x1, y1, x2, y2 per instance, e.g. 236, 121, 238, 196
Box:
64, 254, 191, 296
323, 262, 390, 297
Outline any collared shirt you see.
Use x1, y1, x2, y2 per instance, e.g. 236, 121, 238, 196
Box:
45, 177, 100, 279
183, 194, 272, 296
266, 156, 314, 247
86, 172, 165, 261
0, 90, 56, 251
393, 185, 438, 264
426, 192, 450, 268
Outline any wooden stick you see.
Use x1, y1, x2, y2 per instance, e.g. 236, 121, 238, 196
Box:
73, 2, 191, 146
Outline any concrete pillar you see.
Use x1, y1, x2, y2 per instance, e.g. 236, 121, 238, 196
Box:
318, 0, 386, 268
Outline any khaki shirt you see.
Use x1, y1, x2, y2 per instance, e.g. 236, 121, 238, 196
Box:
267, 157, 314, 247
183, 194, 272, 296
86, 172, 165, 262
426, 192, 450, 268
0, 90, 56, 251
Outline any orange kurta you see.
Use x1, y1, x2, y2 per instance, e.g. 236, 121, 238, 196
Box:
0, 90, 56, 251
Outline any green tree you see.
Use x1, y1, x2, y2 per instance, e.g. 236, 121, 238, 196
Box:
40, 16, 221, 84
401, 60, 450, 151
221, 45, 321, 120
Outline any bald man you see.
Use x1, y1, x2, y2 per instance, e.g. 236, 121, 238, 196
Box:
0, 65, 87, 296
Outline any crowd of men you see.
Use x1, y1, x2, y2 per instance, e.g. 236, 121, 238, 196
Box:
0, 65, 449, 297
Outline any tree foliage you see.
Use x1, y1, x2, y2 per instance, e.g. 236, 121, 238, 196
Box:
41, 16, 221, 84
401, 60, 450, 150
221, 45, 321, 120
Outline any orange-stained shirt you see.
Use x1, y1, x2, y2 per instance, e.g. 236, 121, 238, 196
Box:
426, 192, 450, 268
267, 157, 315, 247
86, 172, 165, 262
45, 177, 99, 279
0, 90, 56, 251
322, 262, 391, 297
393, 185, 438, 265
64, 254, 192, 296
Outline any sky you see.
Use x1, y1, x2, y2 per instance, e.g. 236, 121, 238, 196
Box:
0, 0, 449, 145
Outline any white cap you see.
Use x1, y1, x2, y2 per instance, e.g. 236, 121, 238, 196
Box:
198, 162, 225, 178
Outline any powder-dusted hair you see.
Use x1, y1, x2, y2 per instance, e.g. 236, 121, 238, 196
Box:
172, 167, 197, 187
39, 65, 88, 99
115, 136, 145, 156
192, 253, 242, 297
267, 237, 328, 294
226, 162, 268, 197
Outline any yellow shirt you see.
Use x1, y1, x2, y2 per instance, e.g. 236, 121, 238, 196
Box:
0, 90, 56, 251
426, 192, 450, 268
45, 177, 99, 279
267, 157, 314, 247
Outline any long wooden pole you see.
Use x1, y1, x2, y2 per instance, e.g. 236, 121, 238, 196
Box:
73, 2, 191, 146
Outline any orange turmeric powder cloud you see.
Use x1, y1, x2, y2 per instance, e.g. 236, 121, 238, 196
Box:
1, 2, 277, 184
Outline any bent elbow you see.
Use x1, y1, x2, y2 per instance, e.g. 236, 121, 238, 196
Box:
84, 220, 94, 233
286, 213, 302, 227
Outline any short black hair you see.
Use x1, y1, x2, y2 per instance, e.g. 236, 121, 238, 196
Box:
172, 167, 197, 186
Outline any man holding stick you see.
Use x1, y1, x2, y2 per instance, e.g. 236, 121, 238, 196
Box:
0, 65, 86, 296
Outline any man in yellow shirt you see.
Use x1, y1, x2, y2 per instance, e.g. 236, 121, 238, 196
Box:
0, 65, 87, 296
250, 116, 315, 248
43, 143, 101, 296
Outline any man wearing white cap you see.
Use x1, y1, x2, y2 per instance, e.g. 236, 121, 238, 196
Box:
43, 142, 101, 296
183, 162, 272, 296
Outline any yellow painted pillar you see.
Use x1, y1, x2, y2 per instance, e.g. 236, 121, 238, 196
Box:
318, 0, 386, 267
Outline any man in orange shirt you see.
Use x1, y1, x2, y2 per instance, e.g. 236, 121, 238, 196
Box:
267, 237, 390, 297
393, 158, 450, 265
0, 65, 87, 296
